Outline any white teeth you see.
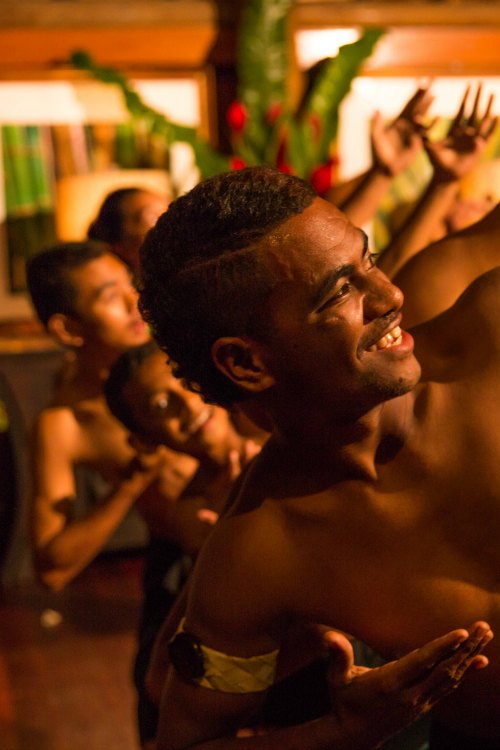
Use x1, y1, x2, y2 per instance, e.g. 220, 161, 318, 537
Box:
187, 408, 212, 434
368, 326, 402, 352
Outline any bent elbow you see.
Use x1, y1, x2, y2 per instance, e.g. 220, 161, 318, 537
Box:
33, 554, 69, 592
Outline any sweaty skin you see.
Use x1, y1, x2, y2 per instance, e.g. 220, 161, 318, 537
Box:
158, 198, 500, 746
392, 201, 500, 327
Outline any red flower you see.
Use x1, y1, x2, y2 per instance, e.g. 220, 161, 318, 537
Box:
266, 102, 283, 125
275, 134, 294, 175
309, 113, 322, 141
310, 158, 338, 195
229, 156, 246, 171
226, 101, 247, 132
276, 135, 287, 167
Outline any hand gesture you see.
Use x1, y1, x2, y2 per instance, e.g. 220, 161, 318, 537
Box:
424, 84, 497, 182
325, 622, 492, 749
120, 439, 168, 499
371, 84, 434, 177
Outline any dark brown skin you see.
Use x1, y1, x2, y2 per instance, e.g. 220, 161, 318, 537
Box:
154, 198, 500, 748
393, 201, 500, 327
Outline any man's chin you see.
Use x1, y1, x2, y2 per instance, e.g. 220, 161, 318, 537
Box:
367, 360, 421, 401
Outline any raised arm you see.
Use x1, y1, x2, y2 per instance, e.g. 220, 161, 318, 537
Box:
328, 85, 433, 226
377, 83, 497, 279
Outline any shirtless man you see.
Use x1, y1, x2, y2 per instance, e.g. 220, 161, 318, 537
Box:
25, 241, 194, 592
104, 339, 261, 749
138, 166, 500, 749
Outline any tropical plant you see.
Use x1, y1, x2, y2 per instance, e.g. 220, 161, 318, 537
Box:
71, 0, 384, 193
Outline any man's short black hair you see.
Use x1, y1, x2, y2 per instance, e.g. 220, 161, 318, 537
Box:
104, 339, 162, 435
139, 166, 316, 408
26, 241, 108, 327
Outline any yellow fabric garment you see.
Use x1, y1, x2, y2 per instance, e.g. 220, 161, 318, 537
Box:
177, 618, 278, 693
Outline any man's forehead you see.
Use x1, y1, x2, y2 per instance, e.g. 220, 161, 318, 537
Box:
261, 198, 356, 274
70, 253, 126, 291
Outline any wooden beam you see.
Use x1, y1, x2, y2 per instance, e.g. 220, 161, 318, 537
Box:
293, 1, 500, 28
0, 1, 220, 27
0, 26, 218, 73
364, 27, 500, 76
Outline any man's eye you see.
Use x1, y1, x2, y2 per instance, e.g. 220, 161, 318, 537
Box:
102, 293, 120, 305
150, 396, 169, 413
318, 282, 351, 312
335, 281, 352, 299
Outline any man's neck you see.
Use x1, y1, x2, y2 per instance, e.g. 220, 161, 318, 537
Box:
63, 345, 121, 396
270, 389, 420, 483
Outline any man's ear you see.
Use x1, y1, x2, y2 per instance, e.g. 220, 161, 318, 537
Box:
211, 337, 276, 394
47, 313, 84, 348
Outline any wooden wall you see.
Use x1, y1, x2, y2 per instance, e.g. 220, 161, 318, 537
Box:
0, 1, 499, 77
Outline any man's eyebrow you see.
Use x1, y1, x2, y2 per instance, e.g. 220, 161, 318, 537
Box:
310, 229, 369, 310
89, 280, 118, 302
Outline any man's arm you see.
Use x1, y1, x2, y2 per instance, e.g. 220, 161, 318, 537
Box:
30, 408, 160, 591
377, 83, 496, 279
144, 454, 260, 704
156, 622, 492, 750
327, 85, 433, 227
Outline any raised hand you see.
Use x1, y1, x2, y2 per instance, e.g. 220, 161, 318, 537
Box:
325, 622, 492, 749
371, 84, 434, 177
424, 83, 497, 182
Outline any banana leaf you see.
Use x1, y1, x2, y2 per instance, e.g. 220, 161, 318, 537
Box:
70, 51, 229, 180
299, 28, 385, 170
236, 0, 293, 163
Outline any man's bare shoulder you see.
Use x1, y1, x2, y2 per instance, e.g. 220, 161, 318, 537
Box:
433, 265, 500, 324
413, 266, 500, 376
33, 394, 130, 469
185, 456, 302, 650
33, 405, 81, 457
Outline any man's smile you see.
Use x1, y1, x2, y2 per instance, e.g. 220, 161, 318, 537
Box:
368, 325, 403, 352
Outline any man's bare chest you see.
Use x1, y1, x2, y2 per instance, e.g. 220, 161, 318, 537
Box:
74, 407, 133, 475
288, 425, 500, 657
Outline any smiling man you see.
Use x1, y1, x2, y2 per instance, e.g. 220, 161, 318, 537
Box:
139, 167, 499, 750
104, 339, 262, 749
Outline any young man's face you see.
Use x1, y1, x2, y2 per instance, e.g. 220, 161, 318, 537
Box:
254, 197, 420, 420
69, 253, 150, 352
123, 350, 235, 459
118, 190, 167, 268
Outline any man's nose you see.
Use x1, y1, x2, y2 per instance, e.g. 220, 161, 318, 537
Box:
363, 270, 404, 323
126, 284, 140, 311
179, 392, 203, 430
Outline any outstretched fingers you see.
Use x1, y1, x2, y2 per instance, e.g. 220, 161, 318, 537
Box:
449, 84, 471, 135
398, 83, 434, 125
449, 83, 496, 139
405, 621, 492, 708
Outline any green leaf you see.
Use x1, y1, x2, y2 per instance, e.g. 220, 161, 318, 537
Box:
69, 50, 228, 180
301, 28, 385, 168
236, 0, 293, 161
